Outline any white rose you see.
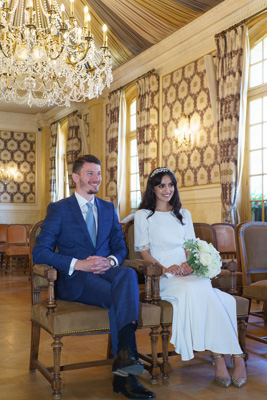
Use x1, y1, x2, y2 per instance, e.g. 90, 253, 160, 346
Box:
199, 251, 212, 266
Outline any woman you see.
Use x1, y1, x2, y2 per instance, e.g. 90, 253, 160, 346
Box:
134, 167, 247, 388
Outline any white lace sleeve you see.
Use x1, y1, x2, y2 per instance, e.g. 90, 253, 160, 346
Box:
134, 210, 150, 253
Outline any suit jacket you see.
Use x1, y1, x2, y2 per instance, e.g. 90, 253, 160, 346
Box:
32, 194, 127, 301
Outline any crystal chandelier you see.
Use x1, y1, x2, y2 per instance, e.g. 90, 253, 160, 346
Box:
0, 0, 113, 107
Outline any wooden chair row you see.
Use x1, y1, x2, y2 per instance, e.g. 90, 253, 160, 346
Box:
0, 223, 32, 276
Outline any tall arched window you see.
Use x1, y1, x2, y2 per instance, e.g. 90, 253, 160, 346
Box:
247, 36, 267, 221
120, 85, 141, 219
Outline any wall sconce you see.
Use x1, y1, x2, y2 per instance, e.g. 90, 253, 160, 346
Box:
0, 162, 16, 186
174, 115, 192, 151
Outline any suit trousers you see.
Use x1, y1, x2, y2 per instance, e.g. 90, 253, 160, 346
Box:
71, 266, 140, 355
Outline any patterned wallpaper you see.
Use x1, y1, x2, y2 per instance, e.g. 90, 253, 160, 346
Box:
0, 131, 36, 203
162, 56, 220, 188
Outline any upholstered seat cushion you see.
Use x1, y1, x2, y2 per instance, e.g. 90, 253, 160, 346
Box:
32, 300, 161, 336
6, 246, 30, 256
243, 280, 267, 301
211, 269, 243, 289
233, 295, 249, 316
159, 300, 173, 324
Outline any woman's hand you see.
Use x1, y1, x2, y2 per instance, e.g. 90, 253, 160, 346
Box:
179, 262, 193, 276
166, 264, 180, 275
166, 262, 193, 276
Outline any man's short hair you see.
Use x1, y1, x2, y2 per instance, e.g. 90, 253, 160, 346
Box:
73, 155, 101, 174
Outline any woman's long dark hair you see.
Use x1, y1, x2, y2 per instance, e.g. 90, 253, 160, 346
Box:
139, 168, 184, 224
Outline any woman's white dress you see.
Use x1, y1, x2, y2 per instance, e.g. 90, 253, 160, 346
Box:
134, 209, 242, 361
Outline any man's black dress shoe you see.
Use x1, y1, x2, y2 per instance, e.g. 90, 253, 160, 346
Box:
113, 375, 155, 399
112, 347, 144, 377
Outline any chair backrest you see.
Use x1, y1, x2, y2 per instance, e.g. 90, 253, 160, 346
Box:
212, 223, 236, 255
30, 221, 48, 292
123, 219, 141, 260
7, 224, 27, 246
120, 213, 135, 233
0, 224, 8, 243
239, 222, 267, 285
193, 223, 217, 248
30, 221, 43, 255
235, 222, 245, 272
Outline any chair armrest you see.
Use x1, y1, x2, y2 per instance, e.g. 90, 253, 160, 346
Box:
33, 264, 57, 314
122, 259, 162, 305
122, 259, 161, 276
223, 260, 238, 295
33, 263, 57, 280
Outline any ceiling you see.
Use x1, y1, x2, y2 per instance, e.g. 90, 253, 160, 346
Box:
0, 0, 225, 115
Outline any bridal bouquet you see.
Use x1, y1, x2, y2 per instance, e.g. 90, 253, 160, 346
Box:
184, 238, 222, 279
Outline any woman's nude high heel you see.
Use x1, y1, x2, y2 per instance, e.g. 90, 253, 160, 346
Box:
231, 354, 247, 388
210, 354, 231, 388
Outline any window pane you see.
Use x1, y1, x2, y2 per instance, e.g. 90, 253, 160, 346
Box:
263, 96, 267, 122
130, 138, 137, 156
130, 100, 136, 115
264, 150, 267, 174
250, 175, 262, 199
249, 125, 262, 150
264, 60, 267, 84
250, 150, 262, 175
251, 42, 262, 64
131, 191, 137, 209
131, 174, 137, 191
249, 98, 262, 124
263, 123, 267, 148
130, 115, 136, 131
250, 63, 262, 88
263, 175, 267, 199
131, 156, 138, 174
264, 38, 267, 59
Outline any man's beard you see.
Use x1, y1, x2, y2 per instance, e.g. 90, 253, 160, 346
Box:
87, 189, 99, 194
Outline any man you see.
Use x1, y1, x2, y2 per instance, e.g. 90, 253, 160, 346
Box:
33, 154, 155, 400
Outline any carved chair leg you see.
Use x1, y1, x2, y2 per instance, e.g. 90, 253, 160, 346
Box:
149, 326, 160, 384
52, 336, 63, 400
106, 333, 113, 359
238, 317, 248, 361
5, 255, 8, 274
29, 321, 41, 371
160, 324, 172, 379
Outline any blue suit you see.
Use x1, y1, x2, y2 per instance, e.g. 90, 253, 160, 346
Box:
33, 194, 139, 354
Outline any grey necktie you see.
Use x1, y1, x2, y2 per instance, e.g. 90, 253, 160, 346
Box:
86, 202, 96, 247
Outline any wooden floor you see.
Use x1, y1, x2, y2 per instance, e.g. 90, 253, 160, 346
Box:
0, 272, 266, 400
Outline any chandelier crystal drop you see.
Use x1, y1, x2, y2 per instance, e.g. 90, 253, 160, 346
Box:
0, 0, 113, 107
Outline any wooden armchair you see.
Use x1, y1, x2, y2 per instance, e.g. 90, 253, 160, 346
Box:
29, 221, 161, 400
238, 222, 267, 344
124, 219, 250, 379
194, 222, 243, 294
5, 224, 30, 275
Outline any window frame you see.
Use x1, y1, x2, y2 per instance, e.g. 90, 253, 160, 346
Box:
246, 35, 267, 221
